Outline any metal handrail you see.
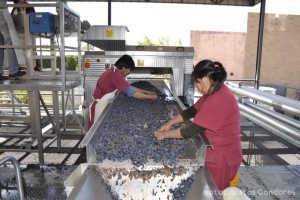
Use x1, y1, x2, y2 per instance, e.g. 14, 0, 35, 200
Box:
0, 156, 25, 200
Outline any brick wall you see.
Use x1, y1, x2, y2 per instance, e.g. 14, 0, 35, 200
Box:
245, 12, 300, 90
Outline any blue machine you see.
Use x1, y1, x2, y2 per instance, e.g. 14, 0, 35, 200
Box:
29, 12, 56, 34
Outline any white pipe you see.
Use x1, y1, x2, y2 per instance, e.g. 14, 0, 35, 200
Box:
244, 101, 300, 130
239, 103, 300, 145
226, 82, 300, 116
241, 85, 300, 108
240, 111, 300, 148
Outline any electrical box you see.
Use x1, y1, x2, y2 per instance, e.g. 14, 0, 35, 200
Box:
29, 12, 56, 34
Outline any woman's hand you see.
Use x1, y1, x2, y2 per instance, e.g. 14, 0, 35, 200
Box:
149, 93, 158, 100
154, 123, 172, 140
146, 91, 157, 95
154, 130, 168, 140
144, 90, 158, 100
158, 123, 171, 131
154, 128, 182, 140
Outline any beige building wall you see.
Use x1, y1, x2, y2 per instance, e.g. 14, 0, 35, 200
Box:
244, 12, 300, 90
190, 13, 300, 99
190, 31, 246, 80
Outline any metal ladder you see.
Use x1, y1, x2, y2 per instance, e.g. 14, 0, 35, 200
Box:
0, 156, 25, 200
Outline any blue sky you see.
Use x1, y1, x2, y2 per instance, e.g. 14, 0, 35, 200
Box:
34, 0, 300, 46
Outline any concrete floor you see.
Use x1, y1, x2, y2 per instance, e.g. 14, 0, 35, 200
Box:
238, 165, 300, 200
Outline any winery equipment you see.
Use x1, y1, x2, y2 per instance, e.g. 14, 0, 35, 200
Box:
0, 2, 82, 166
81, 26, 195, 130
65, 80, 220, 200
64, 26, 221, 199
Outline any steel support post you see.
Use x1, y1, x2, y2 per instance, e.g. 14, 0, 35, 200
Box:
28, 90, 44, 166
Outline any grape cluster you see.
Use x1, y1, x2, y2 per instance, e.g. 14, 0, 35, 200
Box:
94, 80, 194, 167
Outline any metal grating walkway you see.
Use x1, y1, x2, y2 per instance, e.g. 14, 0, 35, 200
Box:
0, 165, 77, 200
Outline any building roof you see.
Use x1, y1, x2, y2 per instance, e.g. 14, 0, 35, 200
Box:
32, 0, 262, 7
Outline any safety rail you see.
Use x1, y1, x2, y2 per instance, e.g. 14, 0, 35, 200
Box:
0, 156, 25, 200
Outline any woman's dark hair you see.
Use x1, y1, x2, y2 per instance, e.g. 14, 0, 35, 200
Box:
115, 54, 135, 70
191, 59, 227, 95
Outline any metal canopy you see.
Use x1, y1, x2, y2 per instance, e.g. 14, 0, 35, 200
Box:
31, 0, 261, 6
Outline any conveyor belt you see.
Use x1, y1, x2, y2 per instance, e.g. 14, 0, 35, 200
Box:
68, 80, 217, 199
92, 80, 197, 166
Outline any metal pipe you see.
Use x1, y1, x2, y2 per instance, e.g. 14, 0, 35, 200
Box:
0, 156, 25, 200
240, 84, 300, 108
254, 0, 266, 90
0, 148, 38, 153
0, 133, 56, 138
28, 91, 44, 166
239, 103, 300, 147
0, 134, 33, 137
240, 111, 300, 148
108, 0, 111, 25
244, 101, 300, 130
226, 82, 300, 116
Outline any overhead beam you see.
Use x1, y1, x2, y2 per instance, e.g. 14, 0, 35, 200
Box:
25, 0, 261, 6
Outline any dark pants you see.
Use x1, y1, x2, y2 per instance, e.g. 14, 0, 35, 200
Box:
0, 31, 20, 75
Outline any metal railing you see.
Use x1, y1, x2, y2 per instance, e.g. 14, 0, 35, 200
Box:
0, 156, 25, 200
225, 81, 300, 148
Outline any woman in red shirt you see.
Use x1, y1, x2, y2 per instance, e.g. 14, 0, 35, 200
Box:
154, 59, 242, 191
11, 0, 35, 14
89, 54, 158, 129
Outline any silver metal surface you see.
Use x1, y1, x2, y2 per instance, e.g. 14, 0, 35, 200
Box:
244, 100, 300, 130
226, 82, 300, 116
28, 91, 44, 166
0, 79, 82, 91
66, 164, 221, 200
82, 26, 128, 51
82, 25, 128, 41
225, 82, 300, 148
66, 164, 113, 200
240, 108, 300, 148
82, 46, 194, 106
